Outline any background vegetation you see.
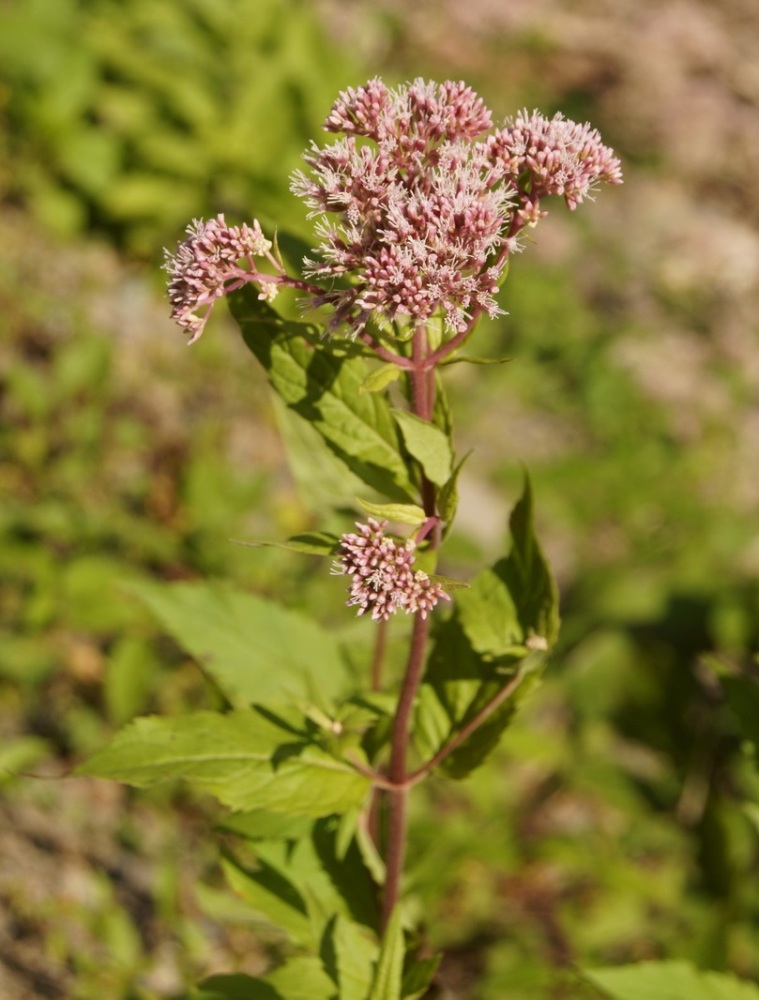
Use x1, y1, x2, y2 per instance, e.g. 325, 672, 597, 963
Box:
1, 0, 758, 996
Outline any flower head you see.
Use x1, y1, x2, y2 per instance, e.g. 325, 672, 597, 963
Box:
163, 214, 273, 342
334, 518, 450, 622
490, 110, 623, 211
292, 78, 513, 338
291, 79, 622, 339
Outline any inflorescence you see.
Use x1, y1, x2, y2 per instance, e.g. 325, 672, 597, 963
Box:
164, 77, 621, 344
334, 518, 450, 622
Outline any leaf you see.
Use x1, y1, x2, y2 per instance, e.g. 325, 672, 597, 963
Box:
437, 451, 471, 530
224, 815, 379, 946
222, 852, 313, 947
414, 478, 559, 779
126, 579, 348, 710
368, 907, 404, 1000
719, 672, 759, 743
322, 916, 379, 1000
195, 958, 336, 1000
585, 961, 759, 1000
230, 286, 415, 502
273, 393, 369, 512
401, 953, 441, 999
77, 710, 371, 817
233, 532, 341, 557
393, 410, 453, 488
456, 475, 559, 659
356, 498, 427, 527
265, 957, 337, 1000
360, 363, 403, 395
217, 809, 312, 842
441, 355, 513, 366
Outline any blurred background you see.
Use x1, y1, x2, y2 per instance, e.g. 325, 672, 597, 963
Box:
1, 0, 759, 996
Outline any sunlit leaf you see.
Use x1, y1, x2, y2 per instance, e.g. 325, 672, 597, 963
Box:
77, 710, 371, 817
585, 961, 759, 1000
356, 498, 427, 527
393, 409, 453, 488
230, 287, 415, 502
368, 906, 404, 1000
126, 579, 348, 710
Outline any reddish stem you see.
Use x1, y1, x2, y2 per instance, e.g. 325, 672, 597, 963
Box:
381, 609, 431, 928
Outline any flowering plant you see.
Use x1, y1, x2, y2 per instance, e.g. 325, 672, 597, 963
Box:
79, 78, 621, 997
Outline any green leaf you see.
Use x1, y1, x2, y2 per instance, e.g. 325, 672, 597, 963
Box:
224, 814, 380, 946
77, 710, 371, 817
415, 619, 537, 779
585, 961, 759, 1000
196, 958, 336, 1000
322, 915, 379, 1000
265, 957, 336, 1000
272, 393, 368, 513
719, 672, 759, 743
437, 452, 471, 532
456, 475, 559, 658
393, 410, 453, 488
360, 363, 403, 395
222, 851, 313, 947
356, 498, 427, 527
126, 579, 348, 710
414, 478, 558, 779
401, 953, 441, 999
192, 973, 274, 1000
217, 809, 313, 842
233, 532, 340, 557
230, 287, 415, 502
441, 355, 513, 366
368, 907, 404, 1000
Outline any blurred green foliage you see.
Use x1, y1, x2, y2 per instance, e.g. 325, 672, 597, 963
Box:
1, 0, 759, 996
0, 0, 355, 255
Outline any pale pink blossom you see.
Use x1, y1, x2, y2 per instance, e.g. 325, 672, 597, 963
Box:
334, 518, 450, 622
291, 79, 622, 338
163, 214, 274, 343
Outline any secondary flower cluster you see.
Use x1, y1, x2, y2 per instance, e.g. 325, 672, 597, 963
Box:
334, 518, 450, 622
163, 215, 275, 343
291, 77, 622, 338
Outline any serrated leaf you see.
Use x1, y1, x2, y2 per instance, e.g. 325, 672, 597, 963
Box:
125, 579, 347, 710
585, 961, 759, 1000
77, 710, 371, 817
368, 907, 404, 1000
230, 287, 415, 502
393, 410, 452, 488
356, 498, 427, 527
360, 363, 403, 395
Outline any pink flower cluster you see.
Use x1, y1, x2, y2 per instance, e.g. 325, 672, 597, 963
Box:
163, 215, 274, 343
291, 78, 622, 339
334, 518, 450, 622
489, 109, 624, 215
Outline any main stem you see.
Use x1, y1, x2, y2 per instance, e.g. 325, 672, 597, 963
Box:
381, 324, 437, 929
